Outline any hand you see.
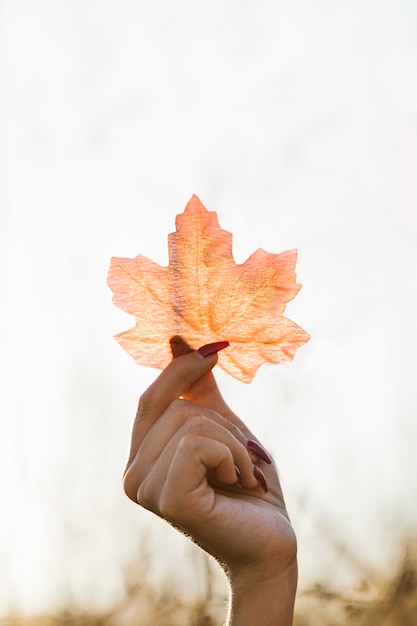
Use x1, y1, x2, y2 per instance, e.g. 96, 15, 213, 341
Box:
123, 337, 298, 625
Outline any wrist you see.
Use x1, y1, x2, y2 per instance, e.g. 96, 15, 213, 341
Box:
225, 530, 298, 626
227, 559, 297, 626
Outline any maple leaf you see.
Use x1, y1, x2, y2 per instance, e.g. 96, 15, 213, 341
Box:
107, 195, 310, 383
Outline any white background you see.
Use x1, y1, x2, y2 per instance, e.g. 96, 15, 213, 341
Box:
1, 0, 417, 617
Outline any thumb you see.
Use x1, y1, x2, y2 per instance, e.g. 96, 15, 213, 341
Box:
127, 340, 228, 465
170, 335, 232, 413
170, 336, 254, 437
140, 344, 226, 425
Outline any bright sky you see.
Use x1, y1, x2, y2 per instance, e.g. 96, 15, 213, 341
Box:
1, 0, 417, 617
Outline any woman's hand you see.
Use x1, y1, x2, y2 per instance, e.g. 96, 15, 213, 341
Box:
123, 338, 297, 625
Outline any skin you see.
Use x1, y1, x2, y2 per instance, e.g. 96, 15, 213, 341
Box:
123, 340, 298, 625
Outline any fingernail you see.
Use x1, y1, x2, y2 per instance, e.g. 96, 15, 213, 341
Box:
247, 440, 273, 465
253, 465, 268, 493
196, 341, 229, 358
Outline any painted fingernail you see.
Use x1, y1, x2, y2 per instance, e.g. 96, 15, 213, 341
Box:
196, 341, 230, 358
253, 465, 268, 493
247, 440, 273, 465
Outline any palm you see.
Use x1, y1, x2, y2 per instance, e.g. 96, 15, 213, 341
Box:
181, 477, 292, 570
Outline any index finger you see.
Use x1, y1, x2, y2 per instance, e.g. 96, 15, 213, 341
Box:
126, 343, 228, 468
170, 336, 256, 440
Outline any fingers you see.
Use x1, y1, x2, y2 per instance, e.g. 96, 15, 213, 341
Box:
159, 436, 237, 520
134, 399, 247, 477
124, 336, 278, 512
126, 348, 222, 467
170, 336, 255, 439
124, 405, 258, 503
134, 416, 258, 514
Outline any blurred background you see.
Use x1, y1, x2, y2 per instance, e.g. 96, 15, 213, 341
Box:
1, 1, 416, 624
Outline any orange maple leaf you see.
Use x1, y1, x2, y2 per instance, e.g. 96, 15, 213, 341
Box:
107, 195, 310, 383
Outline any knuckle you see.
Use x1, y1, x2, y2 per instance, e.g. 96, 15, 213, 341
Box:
177, 432, 200, 454
136, 477, 154, 511
123, 460, 148, 505
185, 413, 210, 435
158, 492, 177, 521
123, 465, 140, 503
158, 475, 190, 523
169, 398, 185, 413
137, 471, 168, 516
136, 390, 153, 418
187, 412, 206, 428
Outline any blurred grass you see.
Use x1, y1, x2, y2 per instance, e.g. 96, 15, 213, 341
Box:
295, 541, 417, 626
2, 542, 416, 626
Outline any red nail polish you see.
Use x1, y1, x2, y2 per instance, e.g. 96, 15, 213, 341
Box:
253, 465, 268, 493
196, 341, 229, 358
247, 440, 273, 465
